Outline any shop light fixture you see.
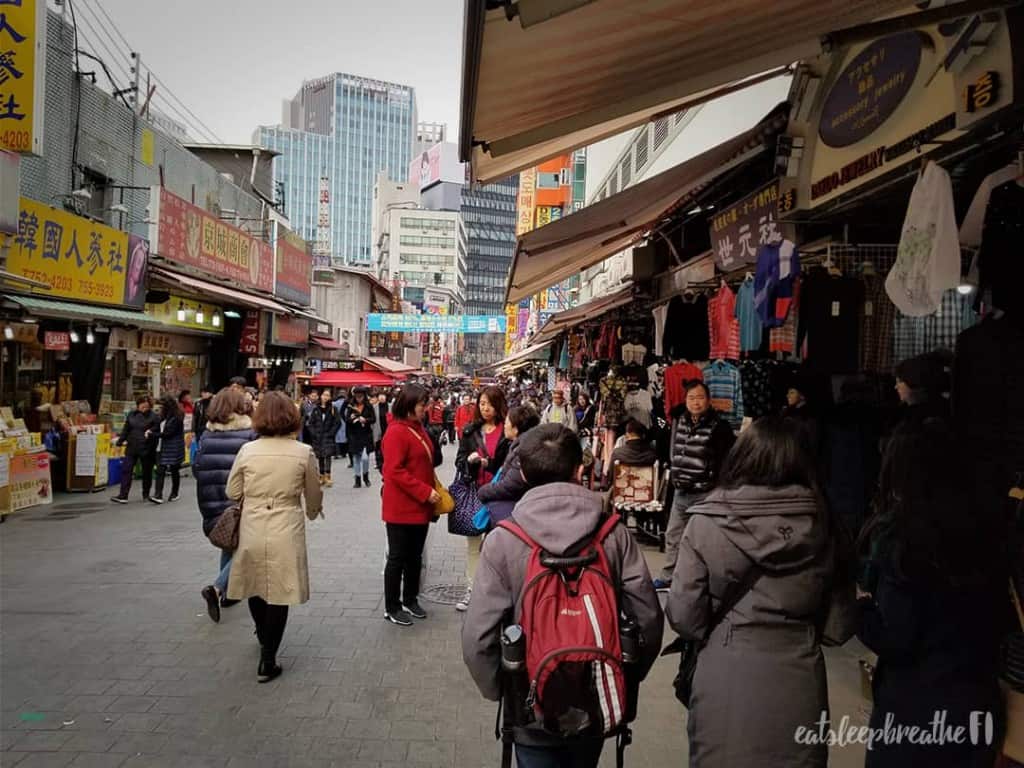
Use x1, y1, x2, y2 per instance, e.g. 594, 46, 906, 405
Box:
86, 327, 95, 344
176, 301, 186, 322
69, 328, 80, 343
956, 283, 974, 296
3, 326, 13, 340
224, 310, 241, 319
195, 305, 205, 325
212, 310, 222, 328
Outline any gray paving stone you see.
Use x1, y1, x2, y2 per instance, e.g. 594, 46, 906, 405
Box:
67, 754, 128, 768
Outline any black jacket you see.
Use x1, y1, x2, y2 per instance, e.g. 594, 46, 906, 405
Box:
304, 405, 339, 458
476, 437, 529, 525
156, 414, 186, 466
611, 438, 658, 467
343, 401, 376, 455
192, 397, 211, 441
455, 423, 510, 487
669, 409, 735, 492
193, 418, 256, 533
376, 402, 389, 439
117, 409, 161, 456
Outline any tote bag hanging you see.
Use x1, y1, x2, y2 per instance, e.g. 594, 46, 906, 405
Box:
447, 475, 483, 537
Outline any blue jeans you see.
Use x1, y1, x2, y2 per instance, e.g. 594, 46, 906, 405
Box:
515, 740, 603, 768
215, 550, 231, 596
353, 448, 369, 477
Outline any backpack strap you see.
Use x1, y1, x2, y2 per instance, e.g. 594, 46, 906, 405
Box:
593, 513, 622, 545
496, 519, 538, 550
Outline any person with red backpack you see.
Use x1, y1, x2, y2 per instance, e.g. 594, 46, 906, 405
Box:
462, 424, 663, 768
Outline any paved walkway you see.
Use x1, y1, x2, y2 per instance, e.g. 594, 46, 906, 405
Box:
1, 448, 870, 767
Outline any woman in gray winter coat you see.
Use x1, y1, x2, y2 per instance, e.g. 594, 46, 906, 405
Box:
665, 417, 856, 768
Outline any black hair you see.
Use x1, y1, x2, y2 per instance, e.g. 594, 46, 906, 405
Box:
476, 385, 509, 426
507, 404, 540, 434
229, 376, 247, 388
135, 395, 151, 406
719, 416, 819, 491
158, 394, 181, 421
624, 418, 647, 440
518, 424, 582, 487
684, 380, 710, 398
391, 383, 428, 420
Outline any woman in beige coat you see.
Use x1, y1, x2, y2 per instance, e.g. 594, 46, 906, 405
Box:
226, 391, 323, 683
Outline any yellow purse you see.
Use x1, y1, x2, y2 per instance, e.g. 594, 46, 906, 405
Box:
406, 426, 454, 515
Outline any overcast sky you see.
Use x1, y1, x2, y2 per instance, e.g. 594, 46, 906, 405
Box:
68, 0, 465, 144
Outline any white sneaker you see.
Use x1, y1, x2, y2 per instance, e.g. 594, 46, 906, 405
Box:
455, 589, 471, 612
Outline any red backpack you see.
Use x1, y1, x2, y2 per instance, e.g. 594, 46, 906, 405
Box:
497, 514, 627, 738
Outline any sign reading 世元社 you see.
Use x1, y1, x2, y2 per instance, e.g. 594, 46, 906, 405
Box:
275, 228, 312, 306
709, 181, 786, 270
149, 187, 274, 293
0, 0, 46, 155
367, 314, 508, 334
5, 197, 147, 308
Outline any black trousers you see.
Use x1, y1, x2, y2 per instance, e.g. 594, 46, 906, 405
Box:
154, 463, 180, 498
248, 596, 289, 657
119, 452, 155, 499
318, 455, 331, 476
384, 523, 429, 613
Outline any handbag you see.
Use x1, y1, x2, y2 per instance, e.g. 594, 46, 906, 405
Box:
208, 502, 242, 551
404, 426, 453, 516
447, 474, 483, 537
662, 565, 762, 708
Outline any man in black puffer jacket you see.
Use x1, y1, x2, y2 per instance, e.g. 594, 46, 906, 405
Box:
655, 380, 735, 589
193, 388, 257, 623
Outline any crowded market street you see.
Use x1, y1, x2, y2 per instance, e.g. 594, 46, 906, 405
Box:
1, 452, 869, 768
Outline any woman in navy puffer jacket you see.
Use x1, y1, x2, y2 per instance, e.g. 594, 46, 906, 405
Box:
194, 387, 256, 623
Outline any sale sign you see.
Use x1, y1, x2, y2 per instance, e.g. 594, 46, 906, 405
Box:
43, 331, 70, 351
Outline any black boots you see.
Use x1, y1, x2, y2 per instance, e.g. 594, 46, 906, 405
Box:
363, 473, 371, 487
257, 645, 282, 684
354, 476, 362, 489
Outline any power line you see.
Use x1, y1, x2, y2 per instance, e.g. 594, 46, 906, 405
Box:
86, 0, 132, 50
140, 65, 225, 144
72, 0, 132, 83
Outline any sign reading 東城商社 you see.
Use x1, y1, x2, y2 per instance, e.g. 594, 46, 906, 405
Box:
367, 314, 508, 334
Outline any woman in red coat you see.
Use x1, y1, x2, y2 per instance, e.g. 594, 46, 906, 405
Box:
381, 383, 441, 627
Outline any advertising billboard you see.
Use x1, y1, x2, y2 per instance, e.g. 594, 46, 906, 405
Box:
409, 142, 465, 192
5, 197, 147, 308
149, 187, 274, 293
275, 228, 312, 306
367, 314, 507, 334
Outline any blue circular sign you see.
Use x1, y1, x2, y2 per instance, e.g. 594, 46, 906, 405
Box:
819, 32, 924, 149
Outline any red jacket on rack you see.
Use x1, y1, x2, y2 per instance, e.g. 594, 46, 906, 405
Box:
664, 362, 705, 420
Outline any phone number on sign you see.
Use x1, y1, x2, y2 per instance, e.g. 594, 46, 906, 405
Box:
76, 280, 115, 299
0, 130, 32, 152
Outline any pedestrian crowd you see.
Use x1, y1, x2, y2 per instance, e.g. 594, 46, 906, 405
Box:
107, 367, 1006, 768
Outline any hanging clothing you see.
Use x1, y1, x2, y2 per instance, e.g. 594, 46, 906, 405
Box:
599, 375, 628, 428
624, 389, 654, 428
977, 180, 1024, 313
739, 359, 772, 421
735, 278, 763, 353
664, 293, 711, 361
886, 162, 960, 316
647, 363, 665, 401
959, 164, 1017, 249
652, 304, 669, 357
769, 277, 801, 355
923, 289, 976, 353
621, 342, 647, 366
798, 267, 864, 374
754, 239, 801, 328
664, 361, 705, 420
701, 360, 744, 430
860, 272, 896, 374
893, 311, 927, 365
708, 284, 741, 360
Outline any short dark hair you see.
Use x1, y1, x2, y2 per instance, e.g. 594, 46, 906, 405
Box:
205, 387, 252, 424
624, 418, 647, 439
519, 424, 582, 486
391, 383, 428, 420
252, 391, 301, 436
201, 383, 214, 395
507, 404, 540, 434
135, 395, 151, 406
178, 389, 191, 401
229, 376, 247, 388
684, 380, 710, 398
158, 394, 181, 420
718, 416, 818, 491
477, 385, 508, 425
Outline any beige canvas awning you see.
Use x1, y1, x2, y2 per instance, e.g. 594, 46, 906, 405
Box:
478, 341, 553, 372
505, 104, 786, 305
460, 0, 918, 182
533, 286, 635, 344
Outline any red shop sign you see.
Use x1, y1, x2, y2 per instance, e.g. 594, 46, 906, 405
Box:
44, 331, 71, 351
275, 230, 312, 307
239, 310, 261, 355
150, 188, 275, 293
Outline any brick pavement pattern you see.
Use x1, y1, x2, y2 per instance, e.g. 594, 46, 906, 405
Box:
1, 450, 867, 767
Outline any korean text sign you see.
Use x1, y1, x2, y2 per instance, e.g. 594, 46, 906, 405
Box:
709, 181, 784, 271
275, 230, 312, 306
6, 197, 146, 307
367, 314, 507, 334
150, 187, 274, 293
0, 0, 45, 155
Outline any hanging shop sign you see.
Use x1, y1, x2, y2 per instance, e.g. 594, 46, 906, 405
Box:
239, 310, 261, 355
800, 13, 1015, 209
144, 293, 225, 334
4, 198, 146, 308
149, 187, 274, 293
536, 206, 552, 228
0, 0, 46, 155
270, 314, 309, 348
140, 331, 173, 353
44, 331, 70, 351
367, 314, 508, 334
709, 180, 787, 270
275, 228, 312, 306
516, 168, 537, 236
317, 359, 363, 371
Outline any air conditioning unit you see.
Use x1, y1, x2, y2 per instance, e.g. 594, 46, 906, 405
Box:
337, 328, 355, 343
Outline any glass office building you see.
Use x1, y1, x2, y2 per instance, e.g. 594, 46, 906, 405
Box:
460, 176, 518, 369
256, 73, 416, 267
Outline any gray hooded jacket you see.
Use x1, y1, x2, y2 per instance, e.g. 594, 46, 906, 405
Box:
462, 483, 664, 742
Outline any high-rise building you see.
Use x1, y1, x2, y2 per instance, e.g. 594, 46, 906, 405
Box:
461, 176, 518, 369
255, 73, 417, 267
